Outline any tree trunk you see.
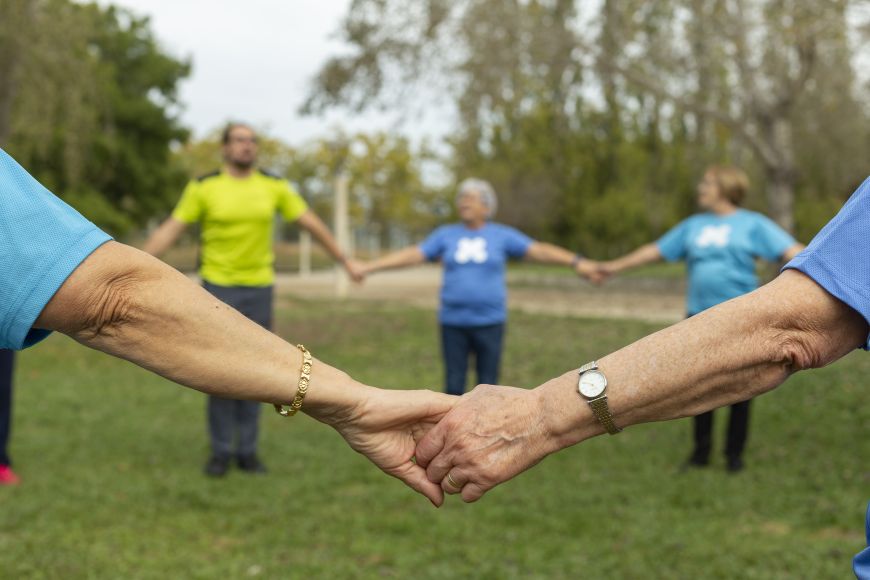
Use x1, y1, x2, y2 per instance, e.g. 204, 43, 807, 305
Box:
761, 118, 797, 233
764, 165, 796, 233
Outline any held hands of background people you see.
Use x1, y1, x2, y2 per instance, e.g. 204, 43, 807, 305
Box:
575, 258, 610, 285
343, 258, 366, 283
414, 384, 559, 503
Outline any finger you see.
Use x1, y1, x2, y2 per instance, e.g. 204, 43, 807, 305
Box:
441, 469, 467, 495
414, 420, 447, 468
389, 460, 445, 508
461, 482, 488, 503
425, 451, 454, 484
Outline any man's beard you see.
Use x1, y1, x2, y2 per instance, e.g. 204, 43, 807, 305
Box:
228, 157, 255, 170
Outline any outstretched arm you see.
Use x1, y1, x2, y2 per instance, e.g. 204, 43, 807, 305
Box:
358, 246, 428, 277
142, 217, 188, 258
295, 209, 363, 282
35, 241, 454, 505
416, 270, 867, 502
600, 243, 663, 275
524, 242, 605, 283
781, 243, 805, 262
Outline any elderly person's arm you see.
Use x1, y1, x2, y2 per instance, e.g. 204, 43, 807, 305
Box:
523, 242, 604, 281
415, 270, 868, 502
35, 241, 454, 505
600, 243, 663, 275
782, 243, 804, 261
357, 246, 428, 277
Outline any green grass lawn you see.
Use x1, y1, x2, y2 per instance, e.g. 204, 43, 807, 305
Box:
2, 299, 868, 579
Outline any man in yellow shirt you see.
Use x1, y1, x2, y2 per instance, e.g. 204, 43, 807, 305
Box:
144, 122, 361, 477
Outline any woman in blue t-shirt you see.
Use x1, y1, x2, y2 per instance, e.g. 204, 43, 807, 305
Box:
601, 165, 804, 472
358, 178, 603, 395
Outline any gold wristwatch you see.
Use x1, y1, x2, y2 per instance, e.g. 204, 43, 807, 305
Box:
577, 361, 622, 435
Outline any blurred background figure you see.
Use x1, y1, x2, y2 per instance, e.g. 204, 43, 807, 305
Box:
143, 122, 362, 478
0, 350, 18, 485
601, 166, 804, 472
358, 178, 603, 395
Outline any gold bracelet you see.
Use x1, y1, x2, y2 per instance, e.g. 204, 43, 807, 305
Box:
274, 344, 312, 417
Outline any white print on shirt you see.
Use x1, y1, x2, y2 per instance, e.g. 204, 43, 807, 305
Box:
695, 224, 732, 248
454, 237, 489, 264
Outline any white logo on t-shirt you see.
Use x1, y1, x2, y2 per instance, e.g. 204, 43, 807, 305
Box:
454, 237, 488, 264
695, 225, 731, 248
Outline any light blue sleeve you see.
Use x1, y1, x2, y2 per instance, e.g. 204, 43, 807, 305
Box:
784, 176, 870, 349
751, 213, 796, 261
501, 225, 534, 258
655, 218, 691, 262
0, 149, 112, 350
854, 502, 870, 579
419, 226, 449, 261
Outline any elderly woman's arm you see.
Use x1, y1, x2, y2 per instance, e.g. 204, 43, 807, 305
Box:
35, 241, 454, 505
357, 246, 427, 277
600, 243, 663, 275
782, 243, 805, 262
414, 270, 868, 502
523, 242, 604, 281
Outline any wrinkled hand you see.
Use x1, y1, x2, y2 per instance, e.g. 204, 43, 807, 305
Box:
331, 388, 457, 506
414, 384, 556, 503
344, 259, 366, 283
575, 259, 609, 285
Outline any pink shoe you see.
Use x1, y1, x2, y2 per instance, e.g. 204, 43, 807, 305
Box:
0, 465, 20, 485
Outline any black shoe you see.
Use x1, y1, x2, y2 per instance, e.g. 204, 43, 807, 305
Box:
237, 454, 267, 474
204, 455, 230, 477
726, 457, 744, 473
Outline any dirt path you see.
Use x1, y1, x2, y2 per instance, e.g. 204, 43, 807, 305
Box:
272, 266, 686, 324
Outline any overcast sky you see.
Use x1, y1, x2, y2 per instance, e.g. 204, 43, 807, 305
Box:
96, 0, 430, 146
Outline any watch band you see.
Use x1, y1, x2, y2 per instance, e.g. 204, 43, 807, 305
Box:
578, 360, 622, 435
588, 396, 622, 434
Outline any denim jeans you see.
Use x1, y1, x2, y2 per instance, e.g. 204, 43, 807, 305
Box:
440, 323, 505, 396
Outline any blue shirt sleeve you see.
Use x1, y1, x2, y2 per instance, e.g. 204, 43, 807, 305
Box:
419, 226, 449, 261
854, 502, 870, 580
0, 149, 112, 350
656, 218, 691, 261
751, 213, 796, 261
783, 176, 870, 349
501, 225, 534, 259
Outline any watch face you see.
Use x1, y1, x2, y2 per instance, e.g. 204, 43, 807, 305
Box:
579, 371, 607, 398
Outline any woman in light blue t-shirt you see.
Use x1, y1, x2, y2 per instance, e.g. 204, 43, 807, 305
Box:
602, 165, 804, 472
358, 178, 603, 395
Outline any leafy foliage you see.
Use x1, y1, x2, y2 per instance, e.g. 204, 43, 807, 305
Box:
306, 0, 870, 252
0, 0, 190, 235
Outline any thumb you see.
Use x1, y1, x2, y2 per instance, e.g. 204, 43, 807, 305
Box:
414, 421, 447, 468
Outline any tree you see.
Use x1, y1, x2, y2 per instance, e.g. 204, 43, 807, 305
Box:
596, 0, 870, 232
1, 1, 190, 234
305, 0, 870, 245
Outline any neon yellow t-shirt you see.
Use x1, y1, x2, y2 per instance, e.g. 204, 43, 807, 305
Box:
171, 169, 308, 286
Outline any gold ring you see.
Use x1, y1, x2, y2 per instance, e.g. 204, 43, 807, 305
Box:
446, 472, 461, 489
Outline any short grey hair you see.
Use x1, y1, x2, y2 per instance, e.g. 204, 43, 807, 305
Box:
456, 178, 498, 218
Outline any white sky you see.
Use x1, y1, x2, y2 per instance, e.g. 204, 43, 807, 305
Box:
95, 0, 434, 146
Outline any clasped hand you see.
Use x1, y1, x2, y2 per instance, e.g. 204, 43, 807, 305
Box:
336, 383, 558, 506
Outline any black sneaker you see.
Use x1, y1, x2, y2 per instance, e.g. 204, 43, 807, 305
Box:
204, 455, 231, 477
237, 454, 267, 474
726, 457, 744, 473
